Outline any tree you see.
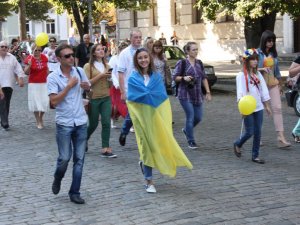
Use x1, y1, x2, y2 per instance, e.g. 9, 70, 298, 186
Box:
8, 0, 53, 40
195, 0, 300, 48
51, 0, 152, 41
0, 0, 13, 20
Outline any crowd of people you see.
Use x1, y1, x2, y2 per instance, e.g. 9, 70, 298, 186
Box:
0, 29, 299, 204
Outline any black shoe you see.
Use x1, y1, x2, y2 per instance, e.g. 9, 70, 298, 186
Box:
188, 141, 198, 149
233, 144, 241, 158
100, 152, 117, 158
252, 158, 265, 164
1, 123, 9, 131
52, 178, 61, 195
70, 195, 85, 204
119, 133, 126, 146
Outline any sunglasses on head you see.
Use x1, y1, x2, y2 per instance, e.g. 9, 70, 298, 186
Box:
0, 46, 8, 49
62, 53, 74, 59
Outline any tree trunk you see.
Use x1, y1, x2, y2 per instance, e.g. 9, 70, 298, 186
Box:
19, 0, 27, 40
72, 2, 84, 42
244, 12, 277, 49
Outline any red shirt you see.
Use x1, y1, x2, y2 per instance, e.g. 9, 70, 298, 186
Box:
24, 54, 48, 83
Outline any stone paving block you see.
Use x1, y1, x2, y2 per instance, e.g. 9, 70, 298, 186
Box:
1, 85, 300, 224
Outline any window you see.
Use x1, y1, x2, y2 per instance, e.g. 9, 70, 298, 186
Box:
192, 0, 203, 23
152, 0, 158, 26
26, 20, 30, 33
46, 19, 55, 34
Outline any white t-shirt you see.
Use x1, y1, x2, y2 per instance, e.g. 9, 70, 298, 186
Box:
108, 55, 119, 88
236, 71, 270, 112
0, 53, 25, 88
117, 45, 138, 93
94, 61, 105, 73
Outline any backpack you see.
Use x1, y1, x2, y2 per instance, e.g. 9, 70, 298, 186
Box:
172, 59, 206, 96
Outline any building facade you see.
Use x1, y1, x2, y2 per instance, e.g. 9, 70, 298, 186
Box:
117, 0, 299, 62
0, 9, 71, 44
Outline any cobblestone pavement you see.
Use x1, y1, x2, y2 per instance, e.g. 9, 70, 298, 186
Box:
1, 82, 300, 225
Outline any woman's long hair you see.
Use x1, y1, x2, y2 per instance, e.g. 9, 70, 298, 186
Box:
151, 40, 164, 60
133, 48, 154, 76
88, 44, 107, 70
259, 30, 277, 58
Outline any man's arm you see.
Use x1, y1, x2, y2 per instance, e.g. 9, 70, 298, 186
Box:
49, 76, 78, 107
118, 71, 126, 100
13, 58, 25, 87
0, 86, 4, 100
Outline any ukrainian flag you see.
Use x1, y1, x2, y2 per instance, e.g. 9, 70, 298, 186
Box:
127, 71, 193, 177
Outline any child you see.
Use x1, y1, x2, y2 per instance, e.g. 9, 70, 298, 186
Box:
234, 49, 272, 164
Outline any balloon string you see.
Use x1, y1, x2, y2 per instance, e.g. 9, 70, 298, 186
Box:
240, 118, 244, 139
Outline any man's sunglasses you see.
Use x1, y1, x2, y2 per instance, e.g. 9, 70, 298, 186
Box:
0, 46, 8, 49
34, 49, 42, 52
49, 40, 55, 43
62, 53, 75, 59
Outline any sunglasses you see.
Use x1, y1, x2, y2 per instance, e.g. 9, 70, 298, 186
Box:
49, 40, 55, 43
62, 53, 74, 59
0, 46, 8, 49
267, 39, 275, 43
34, 49, 42, 52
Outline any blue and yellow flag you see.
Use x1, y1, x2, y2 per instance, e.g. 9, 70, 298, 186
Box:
127, 71, 193, 177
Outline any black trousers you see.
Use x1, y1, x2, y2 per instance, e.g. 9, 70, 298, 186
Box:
0, 87, 13, 128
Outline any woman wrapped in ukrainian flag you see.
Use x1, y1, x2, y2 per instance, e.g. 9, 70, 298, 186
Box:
127, 48, 193, 193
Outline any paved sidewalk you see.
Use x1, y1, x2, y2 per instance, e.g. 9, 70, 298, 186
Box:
0, 82, 300, 225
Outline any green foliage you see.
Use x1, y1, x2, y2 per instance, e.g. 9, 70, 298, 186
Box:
9, 0, 53, 21
195, 0, 300, 21
0, 0, 13, 19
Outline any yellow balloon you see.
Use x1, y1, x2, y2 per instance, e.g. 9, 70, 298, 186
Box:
35, 32, 49, 46
238, 95, 257, 115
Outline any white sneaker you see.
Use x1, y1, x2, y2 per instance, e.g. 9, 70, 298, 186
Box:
111, 119, 117, 128
145, 184, 156, 193
130, 127, 135, 133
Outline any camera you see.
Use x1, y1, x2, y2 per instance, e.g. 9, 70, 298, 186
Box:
186, 77, 195, 89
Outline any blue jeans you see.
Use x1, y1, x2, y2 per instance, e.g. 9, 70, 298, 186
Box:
234, 110, 263, 159
179, 100, 203, 142
54, 123, 87, 197
121, 112, 133, 135
143, 165, 152, 181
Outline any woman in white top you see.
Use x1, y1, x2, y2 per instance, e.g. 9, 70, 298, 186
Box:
42, 37, 59, 72
108, 42, 129, 128
234, 49, 272, 164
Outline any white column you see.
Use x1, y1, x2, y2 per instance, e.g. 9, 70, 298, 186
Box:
283, 14, 294, 53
